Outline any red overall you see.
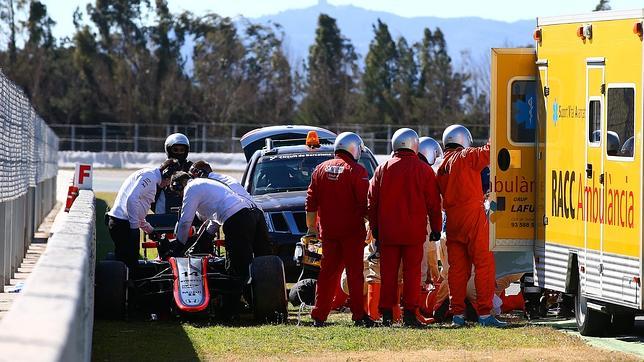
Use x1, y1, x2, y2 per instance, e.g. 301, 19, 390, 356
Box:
368, 150, 442, 313
436, 144, 495, 316
306, 152, 369, 322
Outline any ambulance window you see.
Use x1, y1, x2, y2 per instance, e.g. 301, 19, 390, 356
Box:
588, 100, 601, 144
510, 80, 536, 143
606, 87, 635, 158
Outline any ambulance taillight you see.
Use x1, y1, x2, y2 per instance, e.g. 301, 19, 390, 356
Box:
634, 21, 643, 37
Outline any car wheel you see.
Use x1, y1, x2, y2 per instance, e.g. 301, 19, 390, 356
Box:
251, 256, 288, 323
95, 260, 127, 319
574, 281, 609, 336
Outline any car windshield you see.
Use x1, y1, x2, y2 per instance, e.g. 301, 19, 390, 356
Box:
251, 152, 375, 195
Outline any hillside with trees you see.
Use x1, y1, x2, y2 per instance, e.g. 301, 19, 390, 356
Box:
0, 0, 492, 139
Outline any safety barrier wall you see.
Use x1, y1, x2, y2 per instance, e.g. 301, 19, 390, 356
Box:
0, 190, 96, 362
0, 71, 59, 291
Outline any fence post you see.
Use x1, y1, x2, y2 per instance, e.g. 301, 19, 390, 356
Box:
231, 124, 237, 153
71, 125, 76, 151
0, 202, 5, 291
386, 125, 392, 154
134, 124, 139, 152
4, 200, 13, 284
202, 124, 207, 153
102, 123, 107, 152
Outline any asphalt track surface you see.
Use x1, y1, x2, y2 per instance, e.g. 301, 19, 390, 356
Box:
57, 168, 644, 358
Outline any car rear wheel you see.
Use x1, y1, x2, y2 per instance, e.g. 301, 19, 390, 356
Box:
251, 256, 287, 323
95, 260, 127, 319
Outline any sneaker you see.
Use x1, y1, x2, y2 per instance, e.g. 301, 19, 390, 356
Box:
312, 319, 325, 327
402, 309, 425, 328
451, 314, 466, 327
478, 315, 508, 328
382, 310, 394, 327
354, 315, 375, 328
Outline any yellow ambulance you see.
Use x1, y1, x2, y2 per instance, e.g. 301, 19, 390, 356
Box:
489, 9, 643, 335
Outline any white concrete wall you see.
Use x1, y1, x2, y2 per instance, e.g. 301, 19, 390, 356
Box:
59, 151, 247, 170
0, 190, 95, 362
60, 151, 391, 171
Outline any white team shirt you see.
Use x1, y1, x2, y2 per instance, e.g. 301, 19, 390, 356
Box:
108, 168, 162, 229
207, 171, 255, 205
175, 178, 252, 243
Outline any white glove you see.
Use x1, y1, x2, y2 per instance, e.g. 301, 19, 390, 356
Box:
140, 221, 154, 234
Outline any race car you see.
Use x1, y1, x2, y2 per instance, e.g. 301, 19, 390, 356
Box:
94, 213, 288, 323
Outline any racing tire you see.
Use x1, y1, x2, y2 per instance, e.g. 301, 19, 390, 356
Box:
574, 281, 609, 336
610, 311, 635, 335
95, 260, 127, 319
251, 256, 288, 323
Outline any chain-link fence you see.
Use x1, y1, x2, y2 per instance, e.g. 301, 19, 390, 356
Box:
51, 122, 489, 154
0, 70, 59, 290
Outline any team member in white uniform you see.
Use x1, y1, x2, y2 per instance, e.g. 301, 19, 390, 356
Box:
189, 160, 252, 200
107, 159, 180, 271
167, 172, 270, 281
187, 160, 258, 252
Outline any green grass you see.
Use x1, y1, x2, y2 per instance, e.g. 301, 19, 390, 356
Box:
92, 193, 619, 361
93, 310, 599, 361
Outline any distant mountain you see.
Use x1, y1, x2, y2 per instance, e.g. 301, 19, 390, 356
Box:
253, 2, 535, 68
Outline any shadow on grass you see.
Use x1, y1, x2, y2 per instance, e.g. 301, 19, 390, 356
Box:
92, 320, 200, 362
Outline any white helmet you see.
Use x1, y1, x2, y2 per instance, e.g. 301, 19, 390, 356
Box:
418, 137, 443, 165
392, 128, 419, 153
442, 124, 473, 149
164, 133, 190, 161
334, 132, 364, 161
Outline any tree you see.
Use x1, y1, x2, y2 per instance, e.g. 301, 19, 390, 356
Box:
1, 0, 28, 64
594, 0, 611, 11
362, 19, 398, 124
392, 36, 418, 124
415, 27, 469, 127
191, 14, 248, 124
298, 13, 359, 126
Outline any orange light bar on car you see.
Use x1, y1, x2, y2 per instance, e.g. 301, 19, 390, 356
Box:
306, 131, 320, 148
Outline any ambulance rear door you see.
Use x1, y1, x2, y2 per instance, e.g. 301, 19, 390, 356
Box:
489, 48, 538, 252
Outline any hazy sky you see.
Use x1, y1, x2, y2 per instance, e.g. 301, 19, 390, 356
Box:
42, 0, 644, 39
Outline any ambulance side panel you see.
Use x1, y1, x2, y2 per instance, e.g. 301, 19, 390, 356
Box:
489, 48, 537, 252
535, 16, 642, 309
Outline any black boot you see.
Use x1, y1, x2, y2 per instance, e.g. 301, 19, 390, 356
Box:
354, 315, 375, 328
403, 309, 425, 328
382, 309, 393, 327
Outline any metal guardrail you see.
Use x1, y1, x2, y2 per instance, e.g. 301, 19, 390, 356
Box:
50, 122, 490, 155
0, 71, 59, 290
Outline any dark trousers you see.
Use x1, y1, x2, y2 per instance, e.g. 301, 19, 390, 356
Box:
107, 216, 140, 273
222, 208, 270, 281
